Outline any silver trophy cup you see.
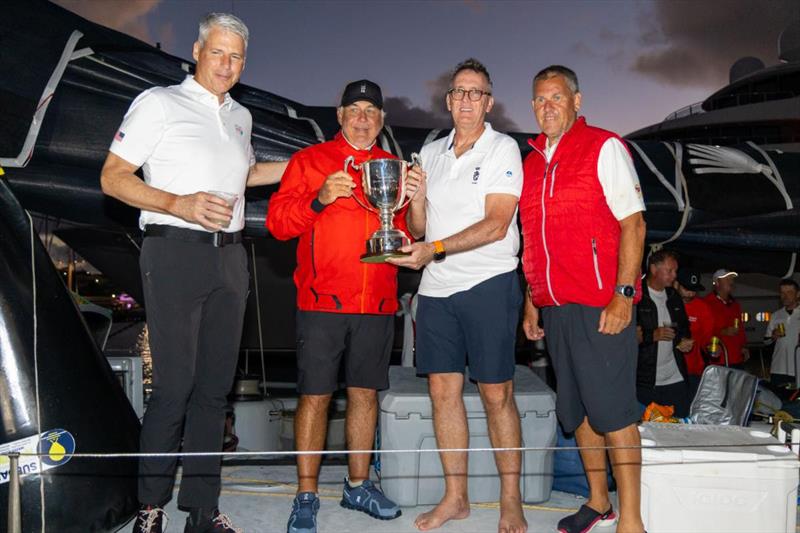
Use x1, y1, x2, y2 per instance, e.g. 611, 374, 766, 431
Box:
344, 153, 421, 263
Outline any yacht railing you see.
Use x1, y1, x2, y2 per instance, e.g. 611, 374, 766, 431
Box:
664, 90, 797, 122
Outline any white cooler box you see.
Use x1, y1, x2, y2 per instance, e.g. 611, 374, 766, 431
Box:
378, 365, 556, 506
640, 422, 798, 533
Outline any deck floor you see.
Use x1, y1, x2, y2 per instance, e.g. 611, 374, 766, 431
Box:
142, 462, 598, 533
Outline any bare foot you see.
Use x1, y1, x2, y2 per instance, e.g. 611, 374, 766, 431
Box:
414, 496, 470, 531
498, 497, 527, 533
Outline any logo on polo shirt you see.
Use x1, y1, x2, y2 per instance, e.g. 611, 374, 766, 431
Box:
234, 124, 244, 136
114, 130, 125, 142
505, 170, 513, 178
472, 167, 480, 183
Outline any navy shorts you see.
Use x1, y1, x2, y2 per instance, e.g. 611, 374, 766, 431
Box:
542, 304, 640, 433
416, 271, 522, 383
296, 311, 393, 394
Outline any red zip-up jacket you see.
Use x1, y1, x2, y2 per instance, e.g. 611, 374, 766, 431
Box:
703, 292, 747, 365
266, 133, 408, 314
684, 297, 714, 375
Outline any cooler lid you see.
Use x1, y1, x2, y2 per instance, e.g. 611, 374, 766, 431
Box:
379, 365, 556, 419
639, 422, 798, 467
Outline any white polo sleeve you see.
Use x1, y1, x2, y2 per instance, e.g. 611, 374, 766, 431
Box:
597, 137, 645, 220
482, 137, 523, 197
109, 89, 166, 168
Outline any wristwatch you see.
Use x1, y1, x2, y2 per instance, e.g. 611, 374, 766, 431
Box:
432, 240, 446, 263
614, 284, 636, 298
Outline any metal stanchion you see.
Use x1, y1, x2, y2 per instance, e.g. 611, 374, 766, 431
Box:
7, 453, 22, 533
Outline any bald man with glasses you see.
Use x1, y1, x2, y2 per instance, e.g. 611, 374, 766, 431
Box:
389, 58, 527, 533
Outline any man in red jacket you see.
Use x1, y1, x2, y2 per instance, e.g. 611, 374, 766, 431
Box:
267, 80, 403, 533
675, 268, 714, 396
520, 65, 646, 533
703, 269, 749, 368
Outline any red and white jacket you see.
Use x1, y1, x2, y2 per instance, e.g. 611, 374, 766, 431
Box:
266, 133, 408, 315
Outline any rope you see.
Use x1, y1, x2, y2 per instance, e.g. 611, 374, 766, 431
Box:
5, 440, 800, 460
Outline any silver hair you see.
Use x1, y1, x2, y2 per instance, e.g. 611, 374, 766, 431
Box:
198, 13, 249, 50
532, 65, 579, 95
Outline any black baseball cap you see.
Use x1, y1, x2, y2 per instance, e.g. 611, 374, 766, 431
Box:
340, 79, 383, 109
677, 269, 705, 292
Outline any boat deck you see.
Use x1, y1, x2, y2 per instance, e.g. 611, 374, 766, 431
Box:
148, 462, 593, 533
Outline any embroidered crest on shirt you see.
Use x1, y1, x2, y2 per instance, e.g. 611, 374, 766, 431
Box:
472, 167, 481, 184
505, 170, 513, 178
234, 124, 244, 136
114, 130, 125, 142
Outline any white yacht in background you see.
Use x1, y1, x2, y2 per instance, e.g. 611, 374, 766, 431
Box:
627, 22, 800, 152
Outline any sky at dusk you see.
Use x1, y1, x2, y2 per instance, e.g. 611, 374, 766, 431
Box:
55, 0, 798, 136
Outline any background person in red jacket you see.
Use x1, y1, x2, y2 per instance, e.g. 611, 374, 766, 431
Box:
520, 65, 647, 533
674, 268, 714, 397
703, 269, 749, 368
266, 80, 404, 533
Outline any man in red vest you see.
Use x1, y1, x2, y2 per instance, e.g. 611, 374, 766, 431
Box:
520, 65, 646, 533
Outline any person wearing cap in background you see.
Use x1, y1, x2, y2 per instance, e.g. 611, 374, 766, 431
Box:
703, 269, 749, 368
635, 250, 693, 417
674, 268, 714, 397
763, 279, 800, 388
267, 79, 404, 533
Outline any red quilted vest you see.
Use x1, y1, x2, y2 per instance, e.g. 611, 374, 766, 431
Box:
520, 117, 641, 308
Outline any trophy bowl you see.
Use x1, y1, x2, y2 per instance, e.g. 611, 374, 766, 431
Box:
345, 154, 420, 263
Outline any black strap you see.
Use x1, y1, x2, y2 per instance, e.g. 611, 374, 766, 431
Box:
144, 224, 242, 247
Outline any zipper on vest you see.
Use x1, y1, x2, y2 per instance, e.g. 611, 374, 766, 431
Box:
591, 238, 603, 290
549, 162, 558, 198
533, 146, 559, 306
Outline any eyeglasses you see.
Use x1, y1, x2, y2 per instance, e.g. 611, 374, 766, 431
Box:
447, 88, 491, 101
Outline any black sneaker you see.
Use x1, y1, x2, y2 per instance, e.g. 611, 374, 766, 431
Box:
557, 504, 617, 533
132, 505, 167, 533
184, 508, 243, 533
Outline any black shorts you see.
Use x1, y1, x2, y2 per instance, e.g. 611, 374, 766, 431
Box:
416, 271, 522, 384
295, 311, 394, 394
542, 304, 640, 433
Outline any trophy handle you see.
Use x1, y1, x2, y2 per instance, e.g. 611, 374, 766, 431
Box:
396, 152, 423, 210
344, 156, 375, 212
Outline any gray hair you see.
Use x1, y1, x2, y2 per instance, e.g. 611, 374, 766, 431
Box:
198, 13, 249, 50
532, 65, 579, 95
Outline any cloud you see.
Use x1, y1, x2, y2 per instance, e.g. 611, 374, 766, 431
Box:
384, 70, 519, 132
53, 0, 161, 44
631, 0, 799, 87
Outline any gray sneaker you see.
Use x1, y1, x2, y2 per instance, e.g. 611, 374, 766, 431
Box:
339, 478, 401, 520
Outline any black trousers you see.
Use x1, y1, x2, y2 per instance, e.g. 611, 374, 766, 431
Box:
138, 237, 249, 509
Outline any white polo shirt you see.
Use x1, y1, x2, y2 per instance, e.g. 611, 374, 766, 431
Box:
109, 76, 255, 232
418, 122, 523, 297
545, 136, 645, 220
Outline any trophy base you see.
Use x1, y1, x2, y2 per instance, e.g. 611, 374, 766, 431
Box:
360, 250, 411, 263
360, 232, 410, 263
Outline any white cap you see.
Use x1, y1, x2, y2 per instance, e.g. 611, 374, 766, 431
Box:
712, 269, 738, 283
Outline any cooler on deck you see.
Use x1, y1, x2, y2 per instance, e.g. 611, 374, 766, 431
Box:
378, 365, 557, 506
640, 422, 799, 533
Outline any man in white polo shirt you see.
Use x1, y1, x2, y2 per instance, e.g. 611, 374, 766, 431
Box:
100, 13, 285, 533
388, 58, 526, 533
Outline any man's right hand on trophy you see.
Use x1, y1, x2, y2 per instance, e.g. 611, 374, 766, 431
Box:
318, 171, 356, 205
405, 165, 426, 203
